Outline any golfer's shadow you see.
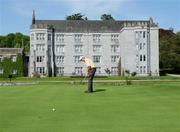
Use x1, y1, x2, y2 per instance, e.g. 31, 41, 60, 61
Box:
93, 89, 106, 93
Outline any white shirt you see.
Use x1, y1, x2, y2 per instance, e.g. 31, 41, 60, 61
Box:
83, 57, 94, 68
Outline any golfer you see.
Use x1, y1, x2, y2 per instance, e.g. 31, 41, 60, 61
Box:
79, 56, 96, 93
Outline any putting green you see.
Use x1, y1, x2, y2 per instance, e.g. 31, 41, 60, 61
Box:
0, 82, 180, 132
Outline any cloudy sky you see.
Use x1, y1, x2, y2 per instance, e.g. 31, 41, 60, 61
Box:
0, 0, 180, 35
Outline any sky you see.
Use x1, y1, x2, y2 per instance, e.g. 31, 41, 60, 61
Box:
0, 0, 180, 35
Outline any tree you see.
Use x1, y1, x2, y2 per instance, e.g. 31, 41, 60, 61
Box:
0, 33, 30, 52
159, 29, 180, 74
66, 13, 87, 20
6, 33, 15, 47
101, 14, 114, 21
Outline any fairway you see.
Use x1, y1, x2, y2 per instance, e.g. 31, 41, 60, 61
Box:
0, 82, 180, 132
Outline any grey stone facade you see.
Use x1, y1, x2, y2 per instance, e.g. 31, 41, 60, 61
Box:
29, 12, 159, 77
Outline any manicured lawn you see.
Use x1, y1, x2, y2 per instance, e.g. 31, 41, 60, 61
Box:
0, 74, 180, 82
0, 82, 180, 132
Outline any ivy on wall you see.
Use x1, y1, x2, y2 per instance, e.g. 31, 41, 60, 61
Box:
0, 53, 23, 78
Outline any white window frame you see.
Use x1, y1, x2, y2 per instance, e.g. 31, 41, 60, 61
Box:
74, 45, 83, 53
143, 31, 146, 38
111, 34, 119, 42
12, 55, 17, 62
93, 34, 101, 43
56, 45, 65, 53
93, 45, 101, 53
111, 45, 119, 53
36, 44, 45, 51
57, 67, 64, 75
56, 34, 64, 42
74, 34, 82, 42
56, 56, 64, 63
111, 56, 119, 63
36, 56, 44, 62
36, 67, 45, 74
111, 67, 118, 74
74, 67, 83, 75
36, 33, 45, 41
74, 56, 81, 63
93, 56, 101, 63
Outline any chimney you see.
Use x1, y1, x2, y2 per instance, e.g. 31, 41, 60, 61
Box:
32, 10, 35, 25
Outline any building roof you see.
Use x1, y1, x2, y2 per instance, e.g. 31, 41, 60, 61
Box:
30, 20, 157, 33
0, 48, 23, 55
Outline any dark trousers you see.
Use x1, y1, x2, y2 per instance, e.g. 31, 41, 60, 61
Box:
87, 68, 96, 92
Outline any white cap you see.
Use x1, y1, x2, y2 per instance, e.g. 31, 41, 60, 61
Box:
79, 56, 85, 61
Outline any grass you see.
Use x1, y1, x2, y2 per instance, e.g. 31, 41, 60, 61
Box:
0, 74, 180, 82
0, 82, 180, 132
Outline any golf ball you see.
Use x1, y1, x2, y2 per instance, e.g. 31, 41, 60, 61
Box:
52, 108, 56, 111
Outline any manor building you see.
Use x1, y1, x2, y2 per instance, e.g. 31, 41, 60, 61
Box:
29, 11, 159, 77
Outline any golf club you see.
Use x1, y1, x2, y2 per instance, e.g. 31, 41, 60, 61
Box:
80, 76, 87, 84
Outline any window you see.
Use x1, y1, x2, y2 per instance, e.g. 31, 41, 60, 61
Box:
48, 45, 51, 51
111, 45, 119, 53
93, 34, 101, 42
12, 55, 17, 62
74, 67, 83, 75
143, 55, 146, 61
143, 43, 146, 49
135, 31, 138, 39
36, 56, 44, 62
57, 67, 64, 75
139, 43, 142, 50
96, 67, 101, 74
12, 69, 17, 74
111, 67, 118, 74
36, 44, 45, 51
56, 34, 64, 42
74, 56, 81, 63
140, 55, 142, 61
74, 34, 82, 42
0, 56, 3, 62
31, 33, 34, 41
143, 31, 146, 38
36, 33, 45, 40
140, 66, 143, 73
56, 56, 64, 63
93, 45, 101, 52
56, 45, 65, 53
136, 66, 139, 71
31, 44, 34, 50
48, 34, 51, 41
74, 45, 83, 53
111, 34, 119, 42
93, 56, 101, 63
36, 67, 45, 74
0, 68, 3, 74
111, 56, 119, 63
143, 66, 146, 73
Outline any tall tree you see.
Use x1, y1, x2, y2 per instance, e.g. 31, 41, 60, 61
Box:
0, 33, 30, 52
66, 13, 87, 20
101, 14, 114, 21
159, 29, 180, 74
